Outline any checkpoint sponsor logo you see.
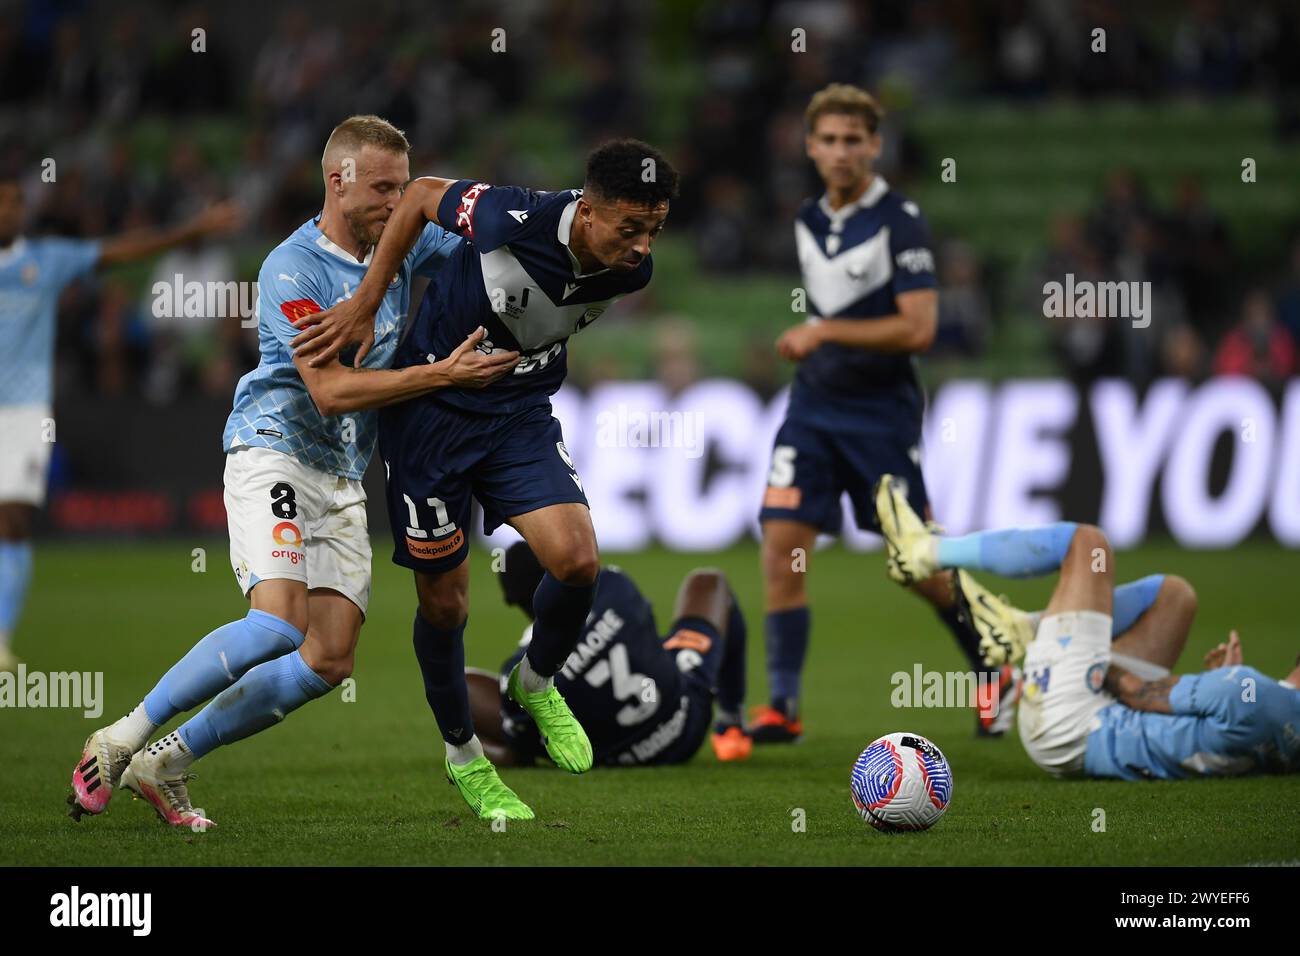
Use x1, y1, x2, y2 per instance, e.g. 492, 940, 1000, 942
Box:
406, 528, 465, 560
271, 521, 304, 563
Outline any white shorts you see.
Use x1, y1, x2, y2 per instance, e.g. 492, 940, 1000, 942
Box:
224, 446, 372, 615
0, 404, 55, 506
1018, 610, 1114, 777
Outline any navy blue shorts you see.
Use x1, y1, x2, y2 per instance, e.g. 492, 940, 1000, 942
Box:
378, 398, 588, 574
758, 416, 930, 534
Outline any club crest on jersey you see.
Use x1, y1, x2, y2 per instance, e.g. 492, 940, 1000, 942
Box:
455, 182, 492, 237
21, 262, 38, 285
574, 305, 606, 332
1086, 661, 1107, 693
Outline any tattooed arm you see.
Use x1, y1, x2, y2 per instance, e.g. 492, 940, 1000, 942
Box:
1102, 665, 1178, 714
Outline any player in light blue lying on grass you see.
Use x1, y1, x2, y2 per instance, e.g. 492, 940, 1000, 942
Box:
874, 474, 1300, 781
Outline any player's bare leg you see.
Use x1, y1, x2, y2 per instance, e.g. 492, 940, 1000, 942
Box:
670, 568, 752, 761
1108, 575, 1197, 676
754, 518, 818, 742
1042, 524, 1114, 619
0, 501, 36, 673
497, 502, 598, 773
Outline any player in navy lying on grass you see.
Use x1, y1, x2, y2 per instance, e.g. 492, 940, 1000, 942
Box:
755, 83, 1028, 743
290, 140, 679, 819
463, 542, 752, 770
875, 475, 1300, 780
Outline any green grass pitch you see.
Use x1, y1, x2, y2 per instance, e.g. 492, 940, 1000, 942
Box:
3, 538, 1298, 866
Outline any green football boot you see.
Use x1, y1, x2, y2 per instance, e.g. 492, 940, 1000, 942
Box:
506, 663, 594, 774
445, 756, 534, 821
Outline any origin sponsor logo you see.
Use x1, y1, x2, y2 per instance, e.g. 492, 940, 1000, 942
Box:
272, 521, 303, 547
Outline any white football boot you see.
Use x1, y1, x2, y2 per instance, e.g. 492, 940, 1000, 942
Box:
119, 736, 215, 830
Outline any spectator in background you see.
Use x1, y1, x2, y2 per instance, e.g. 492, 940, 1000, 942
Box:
1274, 237, 1300, 351
1160, 322, 1210, 381
1213, 288, 1297, 388
653, 317, 702, 396
1168, 175, 1233, 342
1037, 213, 1121, 383
932, 239, 990, 358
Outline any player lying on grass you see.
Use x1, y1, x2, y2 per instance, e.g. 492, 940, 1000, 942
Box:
875, 475, 1300, 779
68, 116, 516, 829
0, 172, 239, 675
288, 141, 678, 820
462, 541, 751, 773
756, 83, 1017, 743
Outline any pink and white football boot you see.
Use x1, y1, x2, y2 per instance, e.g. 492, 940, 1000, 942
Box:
68, 727, 138, 820
119, 737, 216, 831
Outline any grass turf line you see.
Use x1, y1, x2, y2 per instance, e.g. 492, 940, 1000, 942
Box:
3, 539, 1298, 866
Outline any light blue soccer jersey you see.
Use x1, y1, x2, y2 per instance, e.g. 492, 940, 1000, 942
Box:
0, 237, 101, 406
1084, 666, 1300, 780
222, 218, 460, 479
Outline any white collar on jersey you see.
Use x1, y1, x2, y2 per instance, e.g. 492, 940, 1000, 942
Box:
0, 236, 29, 267
312, 219, 372, 265
818, 175, 890, 222
556, 198, 610, 279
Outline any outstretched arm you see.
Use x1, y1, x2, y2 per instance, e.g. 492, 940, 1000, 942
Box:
291, 177, 457, 367
97, 200, 242, 267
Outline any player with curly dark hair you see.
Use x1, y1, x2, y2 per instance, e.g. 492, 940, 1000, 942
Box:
287, 139, 678, 820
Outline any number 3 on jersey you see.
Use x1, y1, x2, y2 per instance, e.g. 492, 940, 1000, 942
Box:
586, 644, 657, 727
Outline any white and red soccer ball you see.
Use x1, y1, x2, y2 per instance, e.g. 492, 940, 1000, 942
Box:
851, 732, 952, 832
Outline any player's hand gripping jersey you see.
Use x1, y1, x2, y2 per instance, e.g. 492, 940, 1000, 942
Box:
392, 180, 653, 416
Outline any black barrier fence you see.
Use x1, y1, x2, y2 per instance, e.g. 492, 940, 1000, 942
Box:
34, 376, 1300, 550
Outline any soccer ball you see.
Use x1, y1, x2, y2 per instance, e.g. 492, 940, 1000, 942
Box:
850, 732, 952, 832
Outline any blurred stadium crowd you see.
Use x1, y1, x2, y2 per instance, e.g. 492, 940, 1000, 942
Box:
3, 0, 1299, 406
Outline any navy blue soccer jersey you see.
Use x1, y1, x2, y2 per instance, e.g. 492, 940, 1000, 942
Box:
789, 175, 937, 433
501, 568, 717, 766
393, 179, 653, 415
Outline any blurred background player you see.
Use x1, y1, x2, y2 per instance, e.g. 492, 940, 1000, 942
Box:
874, 475, 1300, 779
292, 140, 678, 819
0, 171, 239, 674
67, 116, 515, 828
465, 540, 750, 769
755, 84, 1019, 742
